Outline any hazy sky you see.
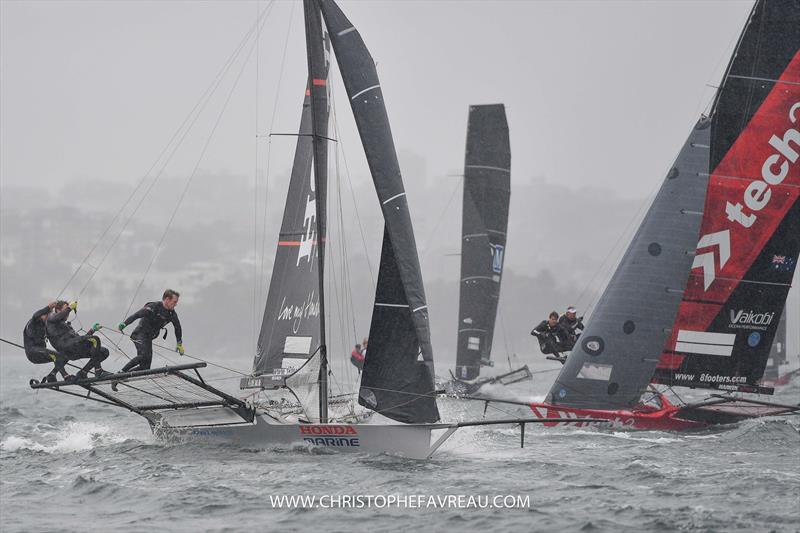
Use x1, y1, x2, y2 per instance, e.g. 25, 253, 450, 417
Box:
2, 0, 754, 196
2, 0, 797, 372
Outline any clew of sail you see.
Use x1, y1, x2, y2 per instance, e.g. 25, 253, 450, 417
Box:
455, 104, 511, 381
652, 1, 800, 393
319, 0, 439, 424
244, 29, 331, 423
548, 119, 711, 409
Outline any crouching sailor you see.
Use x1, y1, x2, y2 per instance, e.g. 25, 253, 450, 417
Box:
46, 301, 111, 380
24, 301, 69, 383
531, 311, 570, 360
118, 289, 183, 373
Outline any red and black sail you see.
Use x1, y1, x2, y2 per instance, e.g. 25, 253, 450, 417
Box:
652, 0, 800, 393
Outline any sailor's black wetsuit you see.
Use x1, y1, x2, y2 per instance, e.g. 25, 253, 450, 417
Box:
558, 315, 584, 351
24, 306, 56, 364
120, 302, 182, 372
531, 320, 570, 356
46, 308, 108, 373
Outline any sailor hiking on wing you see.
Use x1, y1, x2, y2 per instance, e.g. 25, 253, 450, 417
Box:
118, 289, 183, 372
24, 301, 71, 383
45, 301, 111, 381
531, 311, 571, 360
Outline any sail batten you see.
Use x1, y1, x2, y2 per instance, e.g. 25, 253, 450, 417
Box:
319, 0, 438, 424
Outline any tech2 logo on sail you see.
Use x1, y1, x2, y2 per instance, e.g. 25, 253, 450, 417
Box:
692, 97, 800, 293
300, 425, 360, 447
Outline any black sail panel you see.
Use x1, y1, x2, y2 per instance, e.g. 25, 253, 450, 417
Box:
250, 37, 331, 379
710, 0, 800, 171
548, 119, 711, 409
455, 104, 510, 380
359, 230, 439, 423
319, 0, 438, 423
652, 1, 800, 393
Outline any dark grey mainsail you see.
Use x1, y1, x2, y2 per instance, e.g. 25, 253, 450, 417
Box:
548, 119, 711, 409
455, 104, 510, 381
319, 0, 439, 423
249, 39, 330, 386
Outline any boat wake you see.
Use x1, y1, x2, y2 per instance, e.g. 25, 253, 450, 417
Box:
1, 420, 133, 454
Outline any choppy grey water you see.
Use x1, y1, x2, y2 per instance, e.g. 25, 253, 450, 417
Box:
1, 354, 799, 533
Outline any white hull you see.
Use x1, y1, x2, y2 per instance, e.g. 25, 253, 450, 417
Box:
150, 407, 449, 460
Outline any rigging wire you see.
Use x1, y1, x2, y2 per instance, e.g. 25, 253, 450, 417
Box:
65, 3, 277, 301
419, 176, 461, 264
252, 0, 262, 355
329, 85, 375, 289
123, 9, 273, 318
258, 0, 296, 305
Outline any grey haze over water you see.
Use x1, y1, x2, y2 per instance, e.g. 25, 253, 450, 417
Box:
1, 1, 799, 531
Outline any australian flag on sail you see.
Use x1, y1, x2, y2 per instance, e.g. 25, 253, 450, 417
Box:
770, 254, 795, 272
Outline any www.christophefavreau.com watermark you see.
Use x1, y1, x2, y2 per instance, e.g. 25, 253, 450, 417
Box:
269, 494, 531, 509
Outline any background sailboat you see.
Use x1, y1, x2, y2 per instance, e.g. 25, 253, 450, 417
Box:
448, 104, 531, 394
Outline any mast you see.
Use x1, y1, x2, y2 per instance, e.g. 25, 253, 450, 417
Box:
303, 0, 330, 423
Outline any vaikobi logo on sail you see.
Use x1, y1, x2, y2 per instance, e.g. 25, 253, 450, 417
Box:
728, 309, 775, 330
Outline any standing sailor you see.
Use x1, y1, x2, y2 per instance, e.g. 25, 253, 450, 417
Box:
46, 301, 111, 380
24, 301, 69, 383
118, 289, 183, 372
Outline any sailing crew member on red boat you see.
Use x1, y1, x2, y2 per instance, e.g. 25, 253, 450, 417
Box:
558, 306, 584, 351
531, 311, 571, 358
118, 289, 184, 372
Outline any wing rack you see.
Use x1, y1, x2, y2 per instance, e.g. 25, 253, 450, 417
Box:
29, 363, 254, 423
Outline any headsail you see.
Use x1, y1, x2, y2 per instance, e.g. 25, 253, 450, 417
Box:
548, 119, 711, 409
652, 0, 800, 393
455, 104, 511, 381
319, 0, 439, 423
245, 30, 331, 422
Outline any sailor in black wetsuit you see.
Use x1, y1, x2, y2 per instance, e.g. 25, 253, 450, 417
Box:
46, 301, 111, 380
558, 306, 584, 351
531, 311, 571, 359
23, 301, 69, 382
118, 289, 183, 373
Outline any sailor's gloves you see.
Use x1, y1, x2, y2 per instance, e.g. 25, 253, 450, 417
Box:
68, 301, 78, 312
118, 322, 127, 332
176, 343, 185, 355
